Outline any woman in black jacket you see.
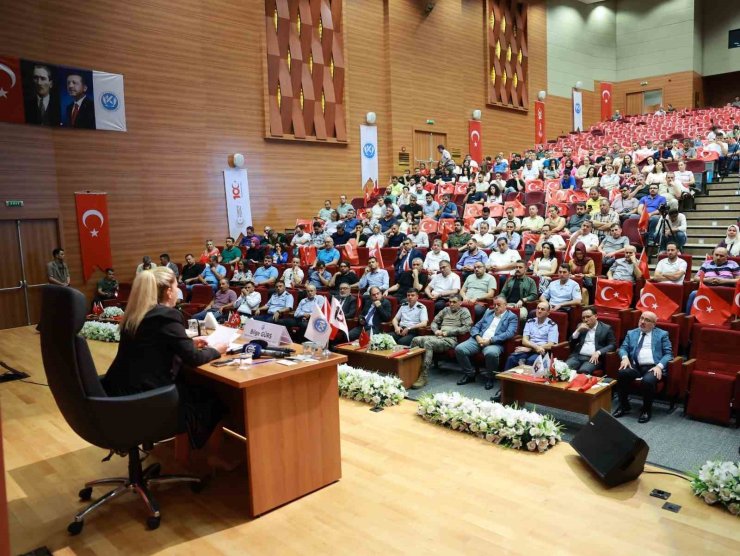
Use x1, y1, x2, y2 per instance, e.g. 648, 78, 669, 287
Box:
103, 267, 228, 449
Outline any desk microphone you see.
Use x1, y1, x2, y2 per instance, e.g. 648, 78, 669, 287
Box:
229, 340, 295, 359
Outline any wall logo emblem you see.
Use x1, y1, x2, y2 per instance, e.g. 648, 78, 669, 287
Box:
100, 92, 120, 111
574, 103, 582, 115
363, 143, 376, 159
313, 317, 328, 333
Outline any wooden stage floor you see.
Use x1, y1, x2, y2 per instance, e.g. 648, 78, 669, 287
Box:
1, 326, 738, 555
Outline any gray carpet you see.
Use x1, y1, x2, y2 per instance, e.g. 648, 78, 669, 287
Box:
404, 363, 739, 474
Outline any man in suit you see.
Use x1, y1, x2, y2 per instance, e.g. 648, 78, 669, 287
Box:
347, 286, 391, 341
455, 295, 519, 389
333, 282, 357, 320
65, 72, 95, 128
392, 238, 423, 275
25, 63, 60, 126
613, 311, 672, 423
566, 306, 617, 374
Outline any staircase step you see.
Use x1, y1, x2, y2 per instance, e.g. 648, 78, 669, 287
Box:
684, 216, 738, 226
693, 199, 740, 209
706, 183, 740, 192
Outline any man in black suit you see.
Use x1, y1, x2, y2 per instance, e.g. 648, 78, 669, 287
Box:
24, 63, 61, 126
565, 306, 617, 374
347, 286, 391, 341
65, 72, 95, 129
333, 282, 357, 320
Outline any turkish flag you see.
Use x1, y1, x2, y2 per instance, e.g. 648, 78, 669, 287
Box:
369, 244, 384, 269
358, 328, 371, 348
595, 279, 633, 310
600, 82, 613, 121
419, 217, 437, 234
691, 282, 732, 326
637, 207, 649, 237
0, 56, 26, 124
342, 239, 359, 265
437, 219, 455, 245
75, 193, 113, 281
468, 120, 482, 164
733, 280, 740, 318
534, 101, 546, 145
299, 245, 317, 266
636, 282, 677, 321
638, 250, 650, 280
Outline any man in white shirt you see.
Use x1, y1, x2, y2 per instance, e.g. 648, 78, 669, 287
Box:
281, 257, 305, 288
473, 172, 490, 193
471, 207, 497, 233
673, 161, 695, 192
406, 222, 429, 248
423, 239, 450, 273
568, 220, 600, 255
318, 200, 333, 221
425, 260, 461, 313
391, 289, 429, 346
234, 281, 263, 316
653, 242, 687, 284
472, 222, 496, 249
565, 306, 617, 374
488, 237, 522, 275
520, 205, 545, 233
495, 207, 521, 232
521, 160, 540, 181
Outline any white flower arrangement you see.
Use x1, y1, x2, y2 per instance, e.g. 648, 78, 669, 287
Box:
337, 364, 406, 408
101, 306, 124, 319
690, 460, 740, 516
550, 359, 577, 382
79, 321, 121, 343
368, 333, 397, 351
417, 391, 563, 452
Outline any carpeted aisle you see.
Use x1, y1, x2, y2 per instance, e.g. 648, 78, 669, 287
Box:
405, 363, 739, 474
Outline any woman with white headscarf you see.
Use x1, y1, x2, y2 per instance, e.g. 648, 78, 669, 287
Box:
718, 224, 740, 256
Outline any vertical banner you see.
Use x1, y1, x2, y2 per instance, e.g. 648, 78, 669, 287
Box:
223, 168, 253, 239
360, 124, 378, 193
0, 56, 26, 124
534, 100, 546, 145
468, 120, 482, 163
92, 71, 127, 131
600, 82, 613, 121
75, 192, 113, 281
572, 90, 583, 132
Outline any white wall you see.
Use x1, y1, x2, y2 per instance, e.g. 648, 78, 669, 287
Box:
546, 0, 617, 98
701, 0, 740, 76
615, 0, 697, 80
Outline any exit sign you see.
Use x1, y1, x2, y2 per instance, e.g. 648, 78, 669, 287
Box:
5, 200, 23, 207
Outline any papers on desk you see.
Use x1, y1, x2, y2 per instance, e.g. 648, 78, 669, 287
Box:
206, 325, 240, 347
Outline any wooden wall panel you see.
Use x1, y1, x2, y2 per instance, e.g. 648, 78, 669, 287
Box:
611, 71, 695, 115
702, 71, 740, 108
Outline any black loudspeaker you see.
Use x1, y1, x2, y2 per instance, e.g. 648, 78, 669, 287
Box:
570, 409, 649, 487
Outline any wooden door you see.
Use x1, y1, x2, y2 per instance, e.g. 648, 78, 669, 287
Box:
413, 130, 447, 168
0, 218, 62, 329
22, 219, 62, 324
0, 220, 25, 329
626, 92, 642, 116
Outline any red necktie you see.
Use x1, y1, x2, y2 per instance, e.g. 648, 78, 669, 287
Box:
71, 103, 79, 126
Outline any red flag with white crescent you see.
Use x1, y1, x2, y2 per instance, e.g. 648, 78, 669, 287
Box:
691, 281, 732, 326
0, 56, 26, 124
468, 120, 482, 164
600, 82, 613, 121
75, 192, 113, 281
635, 282, 677, 321
594, 278, 633, 310
733, 280, 740, 317
534, 100, 546, 145
638, 250, 650, 280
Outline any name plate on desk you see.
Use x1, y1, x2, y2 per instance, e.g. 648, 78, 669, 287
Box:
241, 319, 292, 346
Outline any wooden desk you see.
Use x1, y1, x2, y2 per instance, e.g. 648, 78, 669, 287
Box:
194, 348, 346, 517
497, 368, 614, 417
334, 344, 424, 388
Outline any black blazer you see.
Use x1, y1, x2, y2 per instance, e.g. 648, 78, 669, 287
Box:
333, 294, 357, 319
25, 94, 60, 126
569, 321, 617, 360
66, 97, 96, 128
358, 298, 392, 333
102, 305, 219, 396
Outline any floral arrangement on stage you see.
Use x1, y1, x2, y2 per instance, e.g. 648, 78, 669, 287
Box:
101, 306, 124, 319
337, 364, 406, 408
79, 321, 120, 343
417, 392, 563, 452
368, 333, 396, 351
550, 359, 576, 382
690, 460, 740, 516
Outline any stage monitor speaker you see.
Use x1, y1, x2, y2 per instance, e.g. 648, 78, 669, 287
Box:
571, 409, 649, 487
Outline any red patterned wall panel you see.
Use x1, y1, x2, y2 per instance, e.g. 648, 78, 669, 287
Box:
265, 0, 347, 142
486, 0, 528, 111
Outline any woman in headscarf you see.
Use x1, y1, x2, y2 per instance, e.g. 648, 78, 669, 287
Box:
718, 224, 740, 256
568, 241, 596, 304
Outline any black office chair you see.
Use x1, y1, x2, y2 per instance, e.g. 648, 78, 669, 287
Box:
39, 285, 201, 534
